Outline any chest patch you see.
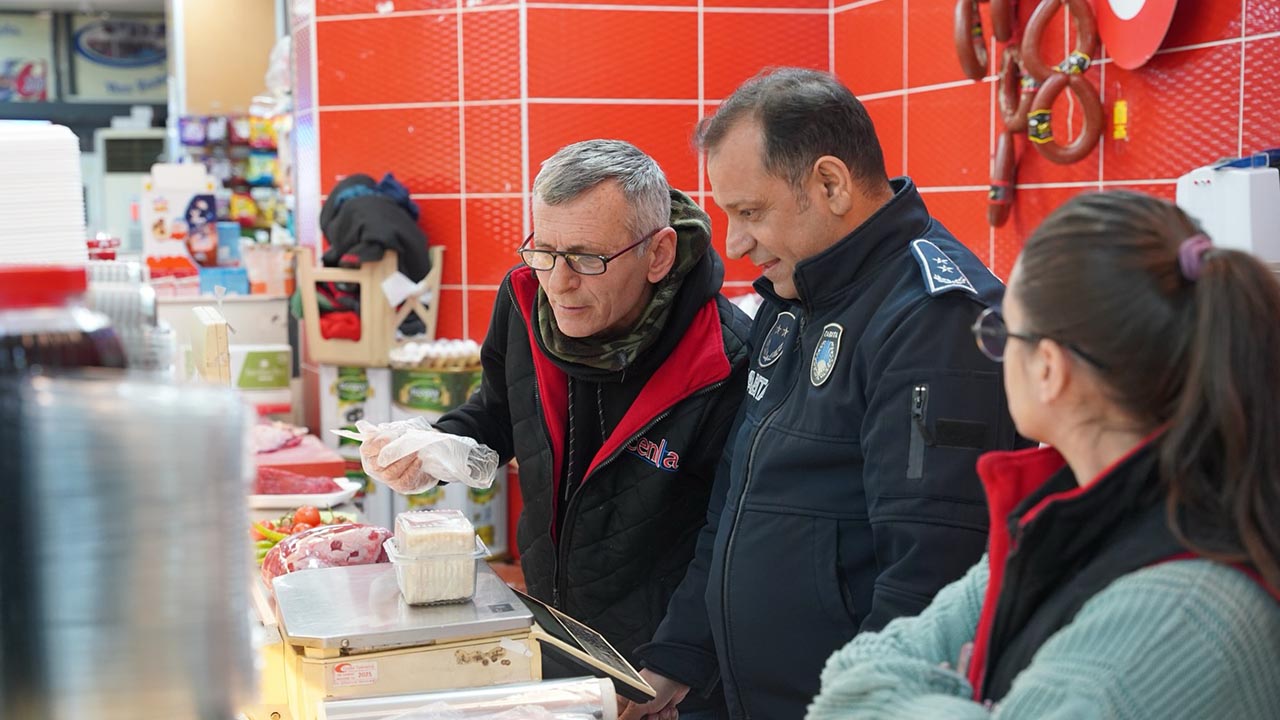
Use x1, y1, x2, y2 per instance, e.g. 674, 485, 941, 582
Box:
911, 239, 977, 297
810, 323, 843, 387
758, 311, 796, 368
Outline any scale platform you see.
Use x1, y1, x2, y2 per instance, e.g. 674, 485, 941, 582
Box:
273, 561, 533, 653
264, 562, 541, 719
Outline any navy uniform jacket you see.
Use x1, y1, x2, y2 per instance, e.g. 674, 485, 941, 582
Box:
635, 178, 1025, 719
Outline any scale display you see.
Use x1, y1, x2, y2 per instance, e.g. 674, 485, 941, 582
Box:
510, 588, 657, 703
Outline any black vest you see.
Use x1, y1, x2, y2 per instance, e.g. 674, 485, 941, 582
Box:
980, 445, 1185, 701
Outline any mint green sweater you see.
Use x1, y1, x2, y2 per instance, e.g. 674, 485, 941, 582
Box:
806, 557, 1280, 719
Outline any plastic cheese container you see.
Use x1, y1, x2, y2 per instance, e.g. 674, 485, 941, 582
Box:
387, 509, 486, 605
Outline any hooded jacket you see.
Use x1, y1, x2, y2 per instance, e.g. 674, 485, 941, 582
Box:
434, 191, 751, 701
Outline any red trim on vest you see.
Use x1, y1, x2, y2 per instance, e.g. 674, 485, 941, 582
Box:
967, 445, 1067, 698
584, 300, 730, 478
1017, 428, 1165, 529
508, 267, 733, 535
511, 269, 569, 537
968, 430, 1168, 698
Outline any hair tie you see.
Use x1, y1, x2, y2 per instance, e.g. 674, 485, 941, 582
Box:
1178, 234, 1213, 281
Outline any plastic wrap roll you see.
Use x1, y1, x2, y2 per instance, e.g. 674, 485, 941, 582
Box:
320, 677, 616, 720
0, 371, 256, 720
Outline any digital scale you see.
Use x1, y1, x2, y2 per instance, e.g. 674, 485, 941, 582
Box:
242, 561, 654, 720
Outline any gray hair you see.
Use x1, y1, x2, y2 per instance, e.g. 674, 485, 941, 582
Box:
533, 139, 672, 241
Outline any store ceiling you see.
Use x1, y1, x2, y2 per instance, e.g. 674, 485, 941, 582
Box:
0, 0, 163, 12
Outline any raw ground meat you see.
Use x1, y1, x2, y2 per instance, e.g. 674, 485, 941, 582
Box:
254, 467, 343, 495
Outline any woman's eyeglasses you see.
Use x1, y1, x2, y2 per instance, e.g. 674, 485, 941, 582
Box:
970, 306, 1108, 369
517, 228, 662, 276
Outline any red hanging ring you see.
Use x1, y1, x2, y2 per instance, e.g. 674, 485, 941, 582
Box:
1019, 0, 1099, 82
991, 0, 1016, 42
954, 0, 989, 81
1026, 71, 1103, 165
988, 130, 1018, 227
998, 46, 1035, 132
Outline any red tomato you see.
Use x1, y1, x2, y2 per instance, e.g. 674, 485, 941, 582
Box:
294, 506, 322, 527
277, 523, 293, 534
290, 522, 315, 534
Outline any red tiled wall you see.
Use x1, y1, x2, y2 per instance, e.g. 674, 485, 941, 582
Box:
292, 0, 828, 347
835, 0, 1280, 279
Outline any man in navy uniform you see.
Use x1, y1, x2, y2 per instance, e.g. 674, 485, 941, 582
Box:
622, 68, 1024, 720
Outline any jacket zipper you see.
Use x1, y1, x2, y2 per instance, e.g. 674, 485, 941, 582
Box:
553, 378, 729, 608
719, 313, 806, 717
907, 384, 930, 480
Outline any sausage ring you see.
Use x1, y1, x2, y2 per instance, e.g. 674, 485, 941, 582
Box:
988, 130, 1018, 227
954, 0, 989, 81
991, 0, 1015, 42
1019, 0, 1099, 82
998, 46, 1035, 132
1026, 71, 1103, 165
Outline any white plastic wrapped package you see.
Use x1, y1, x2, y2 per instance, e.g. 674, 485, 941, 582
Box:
260, 523, 392, 588
319, 677, 616, 720
331, 419, 499, 494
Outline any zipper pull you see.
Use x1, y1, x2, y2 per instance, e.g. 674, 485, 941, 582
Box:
911, 385, 934, 444
552, 587, 561, 608
907, 384, 931, 480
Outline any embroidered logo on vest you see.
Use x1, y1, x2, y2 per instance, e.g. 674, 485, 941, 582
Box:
625, 436, 681, 472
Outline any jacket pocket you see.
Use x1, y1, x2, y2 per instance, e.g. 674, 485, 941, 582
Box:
815, 518, 861, 631
725, 511, 861, 711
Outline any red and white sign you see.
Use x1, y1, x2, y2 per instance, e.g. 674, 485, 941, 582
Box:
1092, 0, 1180, 70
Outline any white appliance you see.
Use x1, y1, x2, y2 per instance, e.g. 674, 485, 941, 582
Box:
88, 127, 166, 253
1176, 160, 1280, 262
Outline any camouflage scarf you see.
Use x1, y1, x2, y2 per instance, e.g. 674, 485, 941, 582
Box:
536, 189, 712, 373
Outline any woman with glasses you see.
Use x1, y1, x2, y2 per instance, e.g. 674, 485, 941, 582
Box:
807, 190, 1280, 719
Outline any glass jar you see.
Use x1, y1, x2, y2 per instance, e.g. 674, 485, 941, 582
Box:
0, 265, 127, 372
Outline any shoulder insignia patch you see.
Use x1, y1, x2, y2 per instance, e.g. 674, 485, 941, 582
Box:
911, 239, 977, 297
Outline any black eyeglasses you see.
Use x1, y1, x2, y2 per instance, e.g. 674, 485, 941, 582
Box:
970, 306, 1108, 369
517, 228, 662, 276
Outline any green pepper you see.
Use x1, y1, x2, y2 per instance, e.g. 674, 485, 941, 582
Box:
252, 521, 289, 543
256, 547, 271, 561
255, 539, 276, 550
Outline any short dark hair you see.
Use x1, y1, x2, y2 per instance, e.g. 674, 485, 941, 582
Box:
1016, 190, 1280, 589
695, 67, 888, 191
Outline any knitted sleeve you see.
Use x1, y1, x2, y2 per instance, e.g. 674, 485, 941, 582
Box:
806, 558, 987, 720
807, 559, 1280, 720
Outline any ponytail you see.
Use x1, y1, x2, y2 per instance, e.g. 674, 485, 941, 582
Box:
1162, 248, 1280, 590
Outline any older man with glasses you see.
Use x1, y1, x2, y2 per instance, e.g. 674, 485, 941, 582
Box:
362, 139, 750, 719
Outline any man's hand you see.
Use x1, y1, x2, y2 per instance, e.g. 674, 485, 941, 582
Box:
618, 670, 689, 720
360, 434, 429, 493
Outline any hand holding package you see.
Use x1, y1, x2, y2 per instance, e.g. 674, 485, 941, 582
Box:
333, 419, 498, 494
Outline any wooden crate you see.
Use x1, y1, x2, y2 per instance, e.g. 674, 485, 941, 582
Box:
296, 246, 445, 368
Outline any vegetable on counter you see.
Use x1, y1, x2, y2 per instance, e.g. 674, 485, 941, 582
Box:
250, 506, 358, 564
